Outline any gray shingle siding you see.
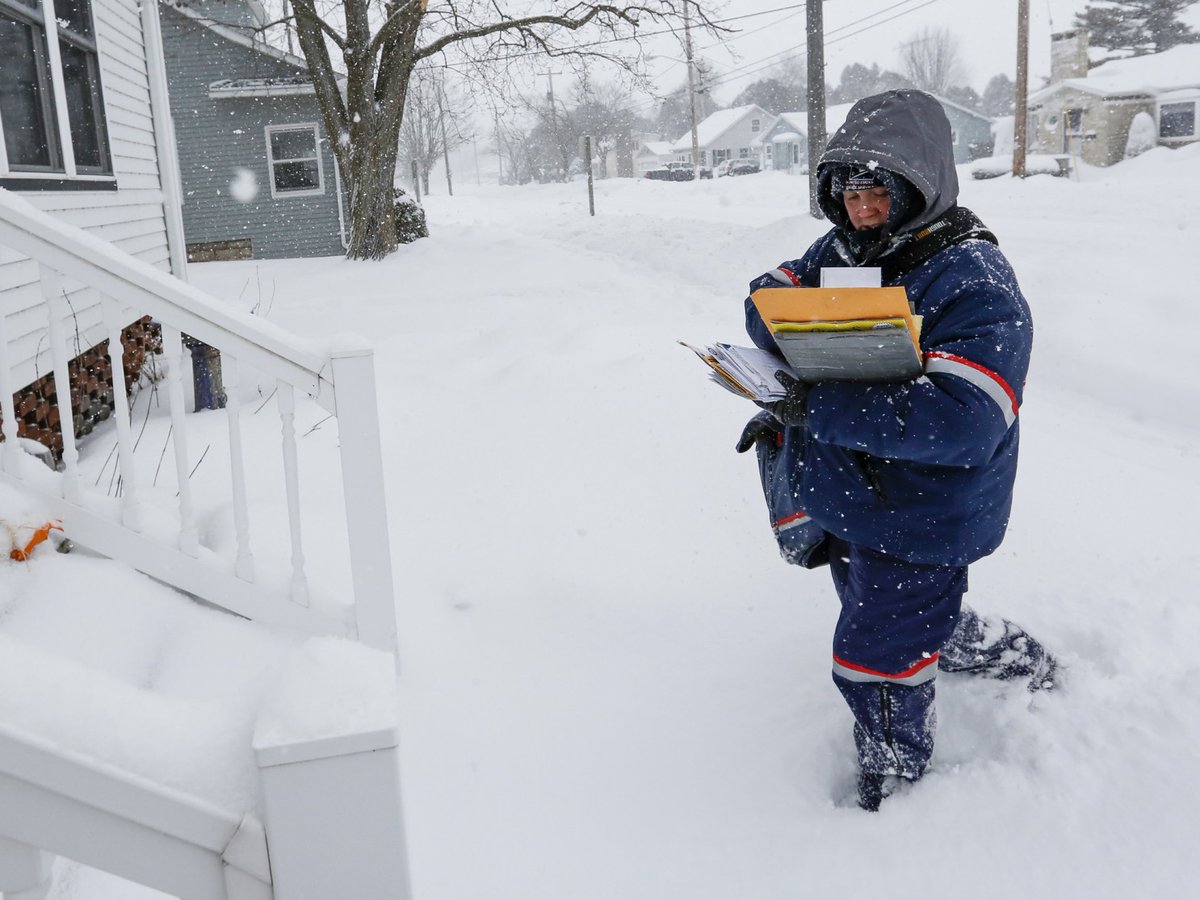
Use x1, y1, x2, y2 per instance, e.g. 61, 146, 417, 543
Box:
160, 7, 346, 259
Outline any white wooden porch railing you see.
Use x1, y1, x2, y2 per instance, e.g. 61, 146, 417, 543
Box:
0, 188, 397, 656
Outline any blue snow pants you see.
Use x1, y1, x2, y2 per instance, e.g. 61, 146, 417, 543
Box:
826, 535, 967, 779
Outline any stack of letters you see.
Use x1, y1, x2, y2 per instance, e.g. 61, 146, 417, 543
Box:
684, 268, 924, 399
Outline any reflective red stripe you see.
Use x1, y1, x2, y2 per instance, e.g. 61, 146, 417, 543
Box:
833, 652, 939, 681
773, 266, 801, 285
924, 351, 1018, 416
774, 512, 809, 526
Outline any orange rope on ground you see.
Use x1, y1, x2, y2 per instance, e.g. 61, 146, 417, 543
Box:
8, 521, 64, 561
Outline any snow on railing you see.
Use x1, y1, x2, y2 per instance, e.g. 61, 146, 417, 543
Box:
0, 189, 397, 655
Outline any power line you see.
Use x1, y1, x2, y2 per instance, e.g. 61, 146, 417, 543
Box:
626, 0, 942, 114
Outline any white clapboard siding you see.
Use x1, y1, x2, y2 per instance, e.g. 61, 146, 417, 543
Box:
3, 0, 172, 390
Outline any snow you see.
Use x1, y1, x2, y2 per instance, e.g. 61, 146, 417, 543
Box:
5, 143, 1200, 898
1078, 43, 1200, 93
1034, 43, 1200, 102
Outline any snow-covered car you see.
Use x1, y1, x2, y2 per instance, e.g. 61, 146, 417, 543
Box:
644, 161, 712, 181
716, 159, 761, 177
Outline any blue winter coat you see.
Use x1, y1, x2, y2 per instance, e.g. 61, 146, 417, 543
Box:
744, 94, 1032, 567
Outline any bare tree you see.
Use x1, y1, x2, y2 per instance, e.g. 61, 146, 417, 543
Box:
398, 68, 471, 196
261, 1, 722, 259
898, 26, 965, 95
571, 67, 639, 178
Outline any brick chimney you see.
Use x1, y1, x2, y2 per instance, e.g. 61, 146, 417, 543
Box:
1050, 30, 1089, 83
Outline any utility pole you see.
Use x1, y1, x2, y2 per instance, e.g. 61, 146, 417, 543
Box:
494, 111, 504, 185
1014, 0, 1030, 178
806, 0, 827, 217
437, 83, 453, 196
683, 2, 702, 180
544, 69, 567, 181
584, 135, 595, 216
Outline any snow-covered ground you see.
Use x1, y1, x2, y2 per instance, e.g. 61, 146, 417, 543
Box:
5, 144, 1200, 898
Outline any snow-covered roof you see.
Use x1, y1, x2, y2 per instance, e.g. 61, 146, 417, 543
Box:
208, 76, 316, 99
1031, 44, 1200, 103
771, 131, 802, 142
753, 105, 856, 146
669, 105, 769, 151
165, 1, 312, 72
637, 141, 673, 157
933, 93, 993, 122
1158, 87, 1200, 103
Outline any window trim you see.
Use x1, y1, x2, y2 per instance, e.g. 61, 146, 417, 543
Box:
264, 122, 326, 199
0, 0, 112, 180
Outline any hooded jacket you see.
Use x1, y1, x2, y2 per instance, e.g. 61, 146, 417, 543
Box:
743, 90, 1033, 566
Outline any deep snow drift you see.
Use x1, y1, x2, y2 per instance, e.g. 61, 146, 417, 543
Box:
5, 143, 1199, 899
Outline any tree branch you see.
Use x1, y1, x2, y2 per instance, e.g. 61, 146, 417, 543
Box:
413, 4, 654, 63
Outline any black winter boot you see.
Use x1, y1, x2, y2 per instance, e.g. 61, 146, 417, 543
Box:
941, 605, 1060, 691
857, 772, 887, 812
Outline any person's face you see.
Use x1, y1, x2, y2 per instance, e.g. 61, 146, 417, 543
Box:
842, 187, 891, 231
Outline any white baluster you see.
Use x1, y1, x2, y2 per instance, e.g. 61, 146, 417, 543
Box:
0, 307, 20, 472
160, 325, 199, 556
224, 354, 255, 581
39, 264, 82, 504
276, 381, 310, 607
101, 298, 141, 531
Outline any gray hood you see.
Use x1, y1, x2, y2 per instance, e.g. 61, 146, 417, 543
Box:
816, 90, 959, 236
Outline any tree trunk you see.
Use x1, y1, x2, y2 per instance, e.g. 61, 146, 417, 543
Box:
345, 149, 399, 260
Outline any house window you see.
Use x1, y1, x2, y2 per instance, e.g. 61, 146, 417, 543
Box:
265, 124, 324, 197
1063, 107, 1085, 154
1160, 102, 1195, 139
738, 148, 749, 158
751, 118, 761, 133
0, 0, 111, 178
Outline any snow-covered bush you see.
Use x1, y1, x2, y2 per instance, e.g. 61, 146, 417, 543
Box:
393, 188, 428, 244
1124, 112, 1157, 159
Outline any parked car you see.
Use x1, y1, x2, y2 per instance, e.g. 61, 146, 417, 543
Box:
716, 159, 761, 177
644, 161, 712, 181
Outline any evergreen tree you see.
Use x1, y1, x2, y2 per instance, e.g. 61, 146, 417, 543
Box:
828, 63, 911, 105
1075, 1, 1200, 59
943, 85, 982, 112
980, 73, 1016, 117
731, 78, 805, 115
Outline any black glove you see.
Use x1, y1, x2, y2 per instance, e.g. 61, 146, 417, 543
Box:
754, 371, 809, 427
735, 410, 781, 453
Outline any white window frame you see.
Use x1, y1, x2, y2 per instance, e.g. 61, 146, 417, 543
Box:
751, 118, 761, 133
0, 0, 114, 183
264, 123, 325, 198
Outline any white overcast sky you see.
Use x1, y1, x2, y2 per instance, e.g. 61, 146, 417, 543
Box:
646, 0, 1099, 99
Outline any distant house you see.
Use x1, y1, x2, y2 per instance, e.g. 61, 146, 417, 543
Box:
755, 104, 856, 173
634, 140, 673, 175
937, 96, 995, 162
669, 105, 772, 168
159, 0, 347, 260
757, 96, 991, 174
1028, 32, 1200, 166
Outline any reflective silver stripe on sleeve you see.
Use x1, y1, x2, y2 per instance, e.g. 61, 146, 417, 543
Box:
769, 267, 800, 286
832, 653, 939, 686
924, 352, 1018, 428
